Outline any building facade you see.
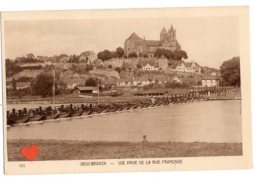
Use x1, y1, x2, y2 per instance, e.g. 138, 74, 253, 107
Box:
171, 61, 201, 74
201, 76, 220, 87
142, 63, 159, 71
124, 25, 181, 57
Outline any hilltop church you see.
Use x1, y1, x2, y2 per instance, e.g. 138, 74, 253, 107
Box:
124, 25, 181, 58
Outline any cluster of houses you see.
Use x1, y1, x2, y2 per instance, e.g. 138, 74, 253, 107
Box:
6, 53, 221, 96
116, 75, 181, 87
139, 59, 201, 75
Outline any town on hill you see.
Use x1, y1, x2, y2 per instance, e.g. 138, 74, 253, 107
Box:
5, 25, 239, 102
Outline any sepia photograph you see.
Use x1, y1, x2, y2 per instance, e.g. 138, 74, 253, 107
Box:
1, 7, 251, 174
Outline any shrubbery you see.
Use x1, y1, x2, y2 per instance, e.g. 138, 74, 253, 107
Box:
164, 81, 190, 89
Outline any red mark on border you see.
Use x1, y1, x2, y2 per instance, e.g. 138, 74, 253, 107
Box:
20, 144, 39, 161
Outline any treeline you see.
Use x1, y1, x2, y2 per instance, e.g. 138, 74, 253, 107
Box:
97, 47, 124, 61
154, 48, 188, 61
98, 48, 188, 61
5, 59, 23, 77
9, 70, 67, 98
15, 53, 44, 63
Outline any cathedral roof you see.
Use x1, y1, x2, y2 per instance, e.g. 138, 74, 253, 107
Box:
169, 25, 174, 32
134, 41, 145, 46
161, 27, 167, 34
144, 40, 161, 47
127, 32, 144, 41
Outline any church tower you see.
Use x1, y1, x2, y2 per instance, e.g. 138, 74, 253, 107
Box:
160, 27, 167, 41
168, 24, 176, 41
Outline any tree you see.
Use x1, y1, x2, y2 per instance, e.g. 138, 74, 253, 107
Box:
111, 51, 118, 59
122, 62, 132, 71
85, 77, 101, 87
97, 50, 113, 61
154, 48, 171, 58
116, 47, 124, 58
15, 53, 40, 63
54, 70, 67, 95
114, 67, 121, 73
69, 54, 80, 63
5, 59, 22, 77
220, 57, 240, 86
85, 64, 94, 72
31, 73, 54, 97
143, 54, 148, 58
128, 52, 137, 58
136, 63, 142, 69
30, 69, 66, 97
154, 48, 188, 61
70, 64, 80, 73
26, 53, 35, 59
57, 54, 68, 61
172, 50, 188, 61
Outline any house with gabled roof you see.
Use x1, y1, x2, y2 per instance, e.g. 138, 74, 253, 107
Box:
201, 76, 220, 87
72, 86, 99, 95
170, 61, 201, 74
142, 63, 159, 71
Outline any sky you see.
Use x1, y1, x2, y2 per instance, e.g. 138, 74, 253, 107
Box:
4, 16, 239, 68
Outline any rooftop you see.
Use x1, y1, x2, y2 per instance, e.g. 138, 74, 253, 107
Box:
127, 32, 143, 41
75, 86, 98, 91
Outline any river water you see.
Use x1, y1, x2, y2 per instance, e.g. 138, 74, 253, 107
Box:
7, 100, 242, 143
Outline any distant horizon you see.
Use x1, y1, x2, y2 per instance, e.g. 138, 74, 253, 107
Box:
4, 17, 239, 69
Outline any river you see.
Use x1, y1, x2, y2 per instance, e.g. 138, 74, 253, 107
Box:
7, 100, 242, 143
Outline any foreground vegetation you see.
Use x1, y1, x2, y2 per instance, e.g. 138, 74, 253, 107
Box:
8, 139, 242, 161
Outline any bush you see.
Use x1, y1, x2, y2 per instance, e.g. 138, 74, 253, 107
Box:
128, 52, 137, 58
114, 67, 121, 73
31, 73, 54, 97
85, 65, 94, 72
5, 59, 23, 77
142, 83, 163, 90
85, 77, 101, 87
143, 54, 148, 58
136, 64, 142, 69
164, 81, 190, 89
31, 72, 66, 97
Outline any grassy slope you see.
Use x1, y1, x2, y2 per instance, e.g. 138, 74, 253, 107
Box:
8, 139, 242, 161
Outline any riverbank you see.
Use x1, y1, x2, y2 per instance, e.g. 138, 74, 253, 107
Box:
209, 88, 241, 100
6, 88, 188, 105
6, 87, 239, 111
7, 139, 242, 161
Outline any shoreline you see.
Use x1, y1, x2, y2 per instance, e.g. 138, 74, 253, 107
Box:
7, 139, 242, 161
6, 87, 241, 107
6, 99, 239, 128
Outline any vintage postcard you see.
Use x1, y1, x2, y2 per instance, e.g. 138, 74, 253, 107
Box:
1, 6, 252, 174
